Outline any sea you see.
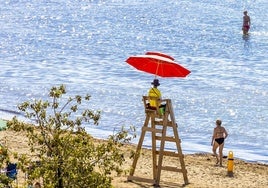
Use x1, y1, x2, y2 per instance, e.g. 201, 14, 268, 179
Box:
0, 0, 267, 164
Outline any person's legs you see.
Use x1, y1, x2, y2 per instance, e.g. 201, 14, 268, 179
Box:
243, 26, 250, 35
246, 26, 250, 34
212, 143, 219, 164
243, 27, 246, 35
218, 143, 224, 166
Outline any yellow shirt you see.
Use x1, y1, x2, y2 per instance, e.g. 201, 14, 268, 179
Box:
148, 87, 161, 107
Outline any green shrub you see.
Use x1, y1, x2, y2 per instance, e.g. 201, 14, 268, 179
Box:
8, 85, 135, 188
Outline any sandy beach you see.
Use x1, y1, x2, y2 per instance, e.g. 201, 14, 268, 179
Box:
0, 129, 267, 188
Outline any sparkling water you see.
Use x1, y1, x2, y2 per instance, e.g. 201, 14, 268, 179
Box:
0, 0, 267, 163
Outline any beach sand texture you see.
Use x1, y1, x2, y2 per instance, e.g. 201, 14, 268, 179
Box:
0, 130, 267, 188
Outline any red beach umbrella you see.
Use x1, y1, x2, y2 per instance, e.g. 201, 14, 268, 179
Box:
125, 51, 191, 78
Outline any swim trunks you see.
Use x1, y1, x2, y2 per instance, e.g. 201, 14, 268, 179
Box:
215, 138, 224, 145
243, 25, 250, 30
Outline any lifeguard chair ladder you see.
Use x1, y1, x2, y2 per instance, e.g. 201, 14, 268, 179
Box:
127, 96, 188, 186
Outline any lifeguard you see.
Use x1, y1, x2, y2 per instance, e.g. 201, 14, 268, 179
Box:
148, 79, 162, 109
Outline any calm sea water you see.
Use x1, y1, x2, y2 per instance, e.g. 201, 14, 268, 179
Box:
0, 0, 267, 163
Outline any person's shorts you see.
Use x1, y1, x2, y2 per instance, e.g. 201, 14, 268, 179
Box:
243, 25, 250, 30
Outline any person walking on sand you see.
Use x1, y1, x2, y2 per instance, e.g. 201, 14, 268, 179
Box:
242, 11, 251, 35
211, 119, 228, 166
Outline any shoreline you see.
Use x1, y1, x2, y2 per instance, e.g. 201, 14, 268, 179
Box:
1, 117, 267, 165
91, 135, 268, 165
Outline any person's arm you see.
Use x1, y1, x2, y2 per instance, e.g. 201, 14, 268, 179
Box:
157, 88, 162, 100
224, 127, 228, 139
211, 129, 215, 146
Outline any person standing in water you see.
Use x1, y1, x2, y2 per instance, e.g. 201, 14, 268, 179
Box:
211, 119, 228, 167
242, 11, 251, 35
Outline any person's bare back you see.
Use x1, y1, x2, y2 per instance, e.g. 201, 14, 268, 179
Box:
214, 126, 226, 139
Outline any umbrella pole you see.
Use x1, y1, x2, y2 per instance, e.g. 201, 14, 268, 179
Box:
155, 61, 160, 77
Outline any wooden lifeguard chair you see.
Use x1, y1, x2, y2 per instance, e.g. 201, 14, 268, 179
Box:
128, 96, 188, 186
